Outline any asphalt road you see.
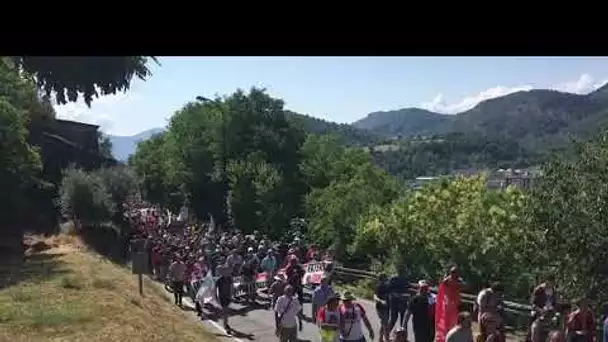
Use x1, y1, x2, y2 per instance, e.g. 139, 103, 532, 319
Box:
179, 288, 416, 342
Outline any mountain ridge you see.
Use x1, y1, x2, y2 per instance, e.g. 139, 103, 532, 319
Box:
109, 84, 608, 160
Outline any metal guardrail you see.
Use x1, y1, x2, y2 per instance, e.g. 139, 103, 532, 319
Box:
334, 266, 533, 331
335, 266, 531, 311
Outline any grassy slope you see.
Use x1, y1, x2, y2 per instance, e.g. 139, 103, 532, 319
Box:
0, 235, 217, 342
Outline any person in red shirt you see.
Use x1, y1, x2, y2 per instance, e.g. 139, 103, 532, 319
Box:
566, 297, 595, 342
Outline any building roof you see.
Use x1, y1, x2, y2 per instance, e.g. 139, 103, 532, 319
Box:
54, 118, 100, 129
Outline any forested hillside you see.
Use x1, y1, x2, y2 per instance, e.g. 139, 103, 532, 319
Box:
353, 85, 608, 152
371, 132, 542, 179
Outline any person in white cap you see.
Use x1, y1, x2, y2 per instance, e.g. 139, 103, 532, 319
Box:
405, 280, 434, 342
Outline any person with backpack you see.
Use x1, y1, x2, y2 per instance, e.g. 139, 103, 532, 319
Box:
339, 291, 375, 342
274, 284, 303, 342
388, 269, 410, 332
317, 293, 341, 342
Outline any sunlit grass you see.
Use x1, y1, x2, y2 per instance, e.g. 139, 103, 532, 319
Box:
0, 235, 217, 342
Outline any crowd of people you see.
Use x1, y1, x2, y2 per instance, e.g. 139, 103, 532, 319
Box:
125, 202, 607, 342
126, 203, 335, 338
372, 267, 603, 342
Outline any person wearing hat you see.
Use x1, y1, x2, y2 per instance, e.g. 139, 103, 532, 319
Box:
274, 284, 303, 342
269, 273, 287, 310
405, 280, 434, 342
339, 291, 375, 342
262, 248, 278, 281
317, 293, 341, 342
312, 275, 335, 323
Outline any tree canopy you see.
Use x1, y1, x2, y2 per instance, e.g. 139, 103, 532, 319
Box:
10, 56, 157, 106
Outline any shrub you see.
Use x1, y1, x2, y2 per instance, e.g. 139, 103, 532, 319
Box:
59, 166, 115, 226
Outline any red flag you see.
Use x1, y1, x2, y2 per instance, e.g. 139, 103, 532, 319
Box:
435, 280, 460, 342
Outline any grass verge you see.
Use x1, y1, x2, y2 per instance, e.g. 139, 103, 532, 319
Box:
0, 234, 218, 342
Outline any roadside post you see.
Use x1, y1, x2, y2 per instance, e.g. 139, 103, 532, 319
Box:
131, 239, 148, 296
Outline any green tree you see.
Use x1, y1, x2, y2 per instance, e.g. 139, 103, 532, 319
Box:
530, 132, 608, 301
9, 56, 158, 106
304, 143, 399, 258
353, 175, 539, 299
59, 166, 114, 227
0, 99, 42, 225
130, 133, 182, 211
158, 87, 305, 232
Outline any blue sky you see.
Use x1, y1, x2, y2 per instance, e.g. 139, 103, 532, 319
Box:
54, 57, 608, 136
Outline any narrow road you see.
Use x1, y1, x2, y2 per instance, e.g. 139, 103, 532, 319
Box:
179, 288, 416, 342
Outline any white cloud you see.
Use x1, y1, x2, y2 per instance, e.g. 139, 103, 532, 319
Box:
53, 90, 139, 134
422, 74, 608, 114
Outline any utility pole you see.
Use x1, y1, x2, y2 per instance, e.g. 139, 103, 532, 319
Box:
196, 96, 229, 228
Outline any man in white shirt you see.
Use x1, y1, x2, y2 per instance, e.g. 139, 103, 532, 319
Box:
339, 291, 375, 342
274, 285, 303, 342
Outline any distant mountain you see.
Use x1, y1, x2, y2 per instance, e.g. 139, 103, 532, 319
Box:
353, 108, 454, 138
286, 111, 380, 146
354, 85, 608, 152
108, 128, 164, 161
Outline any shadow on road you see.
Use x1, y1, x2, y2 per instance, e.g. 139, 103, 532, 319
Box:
0, 252, 70, 290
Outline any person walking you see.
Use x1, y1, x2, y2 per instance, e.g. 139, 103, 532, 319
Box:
168, 255, 187, 307
339, 291, 375, 342
374, 273, 390, 342
445, 312, 474, 342
312, 275, 335, 323
406, 280, 434, 342
387, 269, 410, 333
317, 293, 341, 342
274, 284, 303, 342
566, 297, 595, 342
216, 265, 234, 333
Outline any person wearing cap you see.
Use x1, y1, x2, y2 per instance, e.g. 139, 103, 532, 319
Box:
339, 291, 375, 342
317, 293, 341, 342
406, 280, 434, 342
269, 273, 287, 310
275, 284, 303, 342
312, 275, 335, 323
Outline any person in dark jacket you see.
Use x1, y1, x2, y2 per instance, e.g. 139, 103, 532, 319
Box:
374, 273, 390, 342
406, 280, 434, 342
387, 269, 410, 332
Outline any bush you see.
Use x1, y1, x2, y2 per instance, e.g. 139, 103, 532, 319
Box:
59, 166, 114, 226
95, 166, 138, 221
